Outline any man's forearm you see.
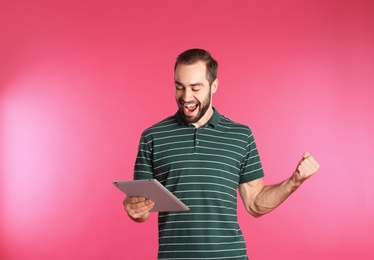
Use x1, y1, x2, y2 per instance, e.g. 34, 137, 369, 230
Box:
251, 174, 301, 217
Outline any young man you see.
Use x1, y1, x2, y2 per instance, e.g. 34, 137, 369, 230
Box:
123, 49, 320, 259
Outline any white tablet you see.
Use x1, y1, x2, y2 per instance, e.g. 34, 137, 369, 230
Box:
113, 179, 189, 212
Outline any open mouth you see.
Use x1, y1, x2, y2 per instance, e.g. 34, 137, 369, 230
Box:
184, 103, 198, 113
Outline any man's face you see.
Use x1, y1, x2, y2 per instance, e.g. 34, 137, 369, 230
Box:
174, 61, 218, 127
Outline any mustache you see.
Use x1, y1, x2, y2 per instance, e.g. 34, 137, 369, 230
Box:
178, 99, 198, 105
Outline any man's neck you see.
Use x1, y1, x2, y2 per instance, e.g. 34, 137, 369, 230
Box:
193, 107, 214, 129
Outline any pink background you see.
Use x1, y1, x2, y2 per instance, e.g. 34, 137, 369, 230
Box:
1, 0, 373, 259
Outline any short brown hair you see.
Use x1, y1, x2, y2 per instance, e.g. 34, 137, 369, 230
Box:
174, 49, 218, 85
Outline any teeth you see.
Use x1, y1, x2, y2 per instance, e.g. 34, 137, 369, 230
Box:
184, 103, 197, 112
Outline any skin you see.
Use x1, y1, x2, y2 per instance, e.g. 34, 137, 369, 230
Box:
174, 61, 218, 128
123, 61, 320, 222
239, 152, 320, 217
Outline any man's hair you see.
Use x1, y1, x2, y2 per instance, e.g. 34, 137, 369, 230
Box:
174, 48, 218, 85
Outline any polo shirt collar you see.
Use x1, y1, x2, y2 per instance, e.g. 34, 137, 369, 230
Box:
175, 107, 221, 128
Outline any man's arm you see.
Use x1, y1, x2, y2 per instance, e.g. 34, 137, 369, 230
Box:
239, 152, 320, 218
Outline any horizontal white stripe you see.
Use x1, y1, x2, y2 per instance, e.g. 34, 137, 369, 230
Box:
159, 247, 246, 253
159, 241, 244, 246
155, 167, 239, 179
154, 158, 240, 172
160, 227, 242, 232
159, 219, 238, 225
159, 212, 237, 218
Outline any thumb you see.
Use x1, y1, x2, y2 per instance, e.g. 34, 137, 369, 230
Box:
302, 152, 310, 159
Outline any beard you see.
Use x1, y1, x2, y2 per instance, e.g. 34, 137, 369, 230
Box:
177, 90, 212, 124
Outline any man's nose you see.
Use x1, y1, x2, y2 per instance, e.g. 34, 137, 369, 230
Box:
182, 88, 193, 101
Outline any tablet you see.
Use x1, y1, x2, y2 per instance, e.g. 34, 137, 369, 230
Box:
113, 179, 189, 212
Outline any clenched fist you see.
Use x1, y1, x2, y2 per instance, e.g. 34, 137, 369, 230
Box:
292, 152, 320, 186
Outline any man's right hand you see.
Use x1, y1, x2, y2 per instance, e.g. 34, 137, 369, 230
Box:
123, 196, 155, 223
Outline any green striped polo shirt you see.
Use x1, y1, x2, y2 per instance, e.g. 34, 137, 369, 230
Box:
134, 108, 264, 259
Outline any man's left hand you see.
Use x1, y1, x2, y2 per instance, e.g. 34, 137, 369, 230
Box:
292, 152, 320, 184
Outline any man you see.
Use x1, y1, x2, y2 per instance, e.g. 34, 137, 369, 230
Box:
123, 49, 320, 259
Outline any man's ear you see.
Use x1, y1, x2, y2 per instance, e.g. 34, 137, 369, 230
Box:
211, 79, 219, 94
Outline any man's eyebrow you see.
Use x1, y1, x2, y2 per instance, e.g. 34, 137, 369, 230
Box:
174, 80, 184, 86
174, 81, 204, 87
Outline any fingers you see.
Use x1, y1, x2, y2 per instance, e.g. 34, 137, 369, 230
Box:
123, 196, 154, 220
297, 152, 320, 179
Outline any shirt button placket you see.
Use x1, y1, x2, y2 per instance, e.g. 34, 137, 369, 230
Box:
195, 128, 202, 151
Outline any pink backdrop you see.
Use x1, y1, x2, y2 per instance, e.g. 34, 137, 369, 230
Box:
1, 0, 373, 259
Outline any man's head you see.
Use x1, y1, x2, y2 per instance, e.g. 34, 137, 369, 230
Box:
174, 49, 219, 128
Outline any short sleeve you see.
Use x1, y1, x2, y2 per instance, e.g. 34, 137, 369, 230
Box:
133, 132, 154, 180
239, 128, 265, 184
